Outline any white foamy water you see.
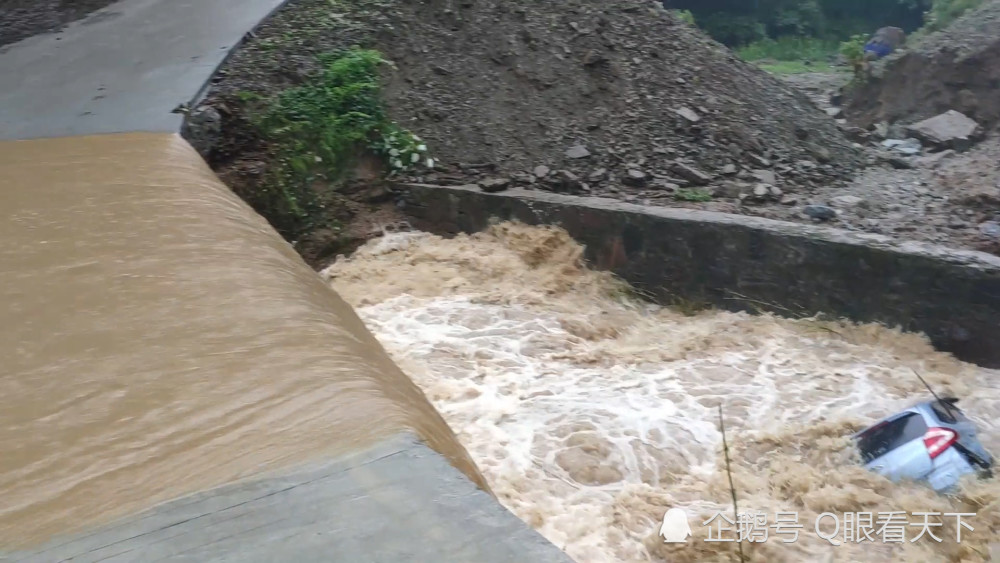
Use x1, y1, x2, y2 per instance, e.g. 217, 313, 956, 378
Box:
325, 223, 1000, 563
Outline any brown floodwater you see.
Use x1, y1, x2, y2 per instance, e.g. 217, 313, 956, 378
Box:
0, 132, 485, 549
325, 223, 1000, 562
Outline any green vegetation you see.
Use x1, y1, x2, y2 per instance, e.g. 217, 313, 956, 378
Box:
737, 36, 840, 62
246, 48, 432, 237
920, 0, 984, 33
736, 36, 844, 73
676, 0, 984, 65
674, 188, 714, 202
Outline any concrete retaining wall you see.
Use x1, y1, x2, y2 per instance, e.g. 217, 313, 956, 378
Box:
398, 183, 1000, 368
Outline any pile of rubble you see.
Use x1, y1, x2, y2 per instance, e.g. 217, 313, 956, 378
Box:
371, 0, 862, 203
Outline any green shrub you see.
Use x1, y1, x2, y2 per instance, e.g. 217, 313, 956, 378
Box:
672, 9, 696, 26
838, 34, 867, 64
698, 14, 768, 47
258, 48, 432, 181
249, 47, 433, 237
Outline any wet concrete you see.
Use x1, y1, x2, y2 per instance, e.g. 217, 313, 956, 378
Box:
397, 183, 1000, 368
10, 435, 571, 563
0, 0, 287, 140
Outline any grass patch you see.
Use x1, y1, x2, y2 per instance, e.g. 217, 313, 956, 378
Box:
755, 60, 839, 74
246, 47, 433, 237
674, 188, 713, 202
738, 36, 839, 61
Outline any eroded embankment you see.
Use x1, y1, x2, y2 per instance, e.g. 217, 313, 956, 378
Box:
0, 132, 484, 548
325, 223, 1000, 562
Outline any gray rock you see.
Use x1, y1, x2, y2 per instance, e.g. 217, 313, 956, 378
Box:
651, 178, 680, 191
623, 169, 648, 187
906, 110, 983, 151
832, 195, 865, 208
478, 178, 511, 193
674, 107, 701, 123
881, 138, 922, 155
751, 170, 777, 185
804, 204, 836, 221
979, 221, 1000, 238
768, 185, 783, 198
721, 163, 738, 176
671, 162, 711, 186
825, 107, 843, 118
873, 122, 890, 139
565, 145, 591, 159
533, 165, 551, 178
780, 195, 799, 206
748, 154, 771, 168
915, 150, 955, 168
181, 105, 222, 156
886, 156, 914, 170
753, 184, 770, 198
545, 170, 583, 193
711, 181, 744, 198
588, 168, 608, 181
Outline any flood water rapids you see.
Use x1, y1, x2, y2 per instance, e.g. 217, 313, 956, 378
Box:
1, 134, 998, 562
324, 223, 1000, 563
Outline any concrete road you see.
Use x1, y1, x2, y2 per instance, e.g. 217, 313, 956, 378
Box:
0, 0, 286, 140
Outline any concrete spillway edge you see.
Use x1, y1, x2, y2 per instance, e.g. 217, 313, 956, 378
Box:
8, 433, 573, 563
397, 183, 1000, 369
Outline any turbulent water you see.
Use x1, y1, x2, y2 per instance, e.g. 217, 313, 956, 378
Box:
325, 222, 1000, 563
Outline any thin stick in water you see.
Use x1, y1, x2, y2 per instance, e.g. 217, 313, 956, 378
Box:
719, 404, 746, 563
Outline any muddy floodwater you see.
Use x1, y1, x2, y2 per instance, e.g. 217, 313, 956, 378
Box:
325, 223, 1000, 563
0, 133, 484, 548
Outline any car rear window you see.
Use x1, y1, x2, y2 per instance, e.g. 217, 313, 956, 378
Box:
930, 399, 968, 424
857, 413, 928, 463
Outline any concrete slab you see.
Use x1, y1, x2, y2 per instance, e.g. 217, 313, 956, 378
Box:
0, 0, 287, 140
6, 434, 572, 563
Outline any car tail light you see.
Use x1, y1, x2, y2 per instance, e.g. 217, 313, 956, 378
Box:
923, 427, 958, 459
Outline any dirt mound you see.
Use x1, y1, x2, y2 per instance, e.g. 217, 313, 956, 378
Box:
845, 0, 1000, 129
198, 0, 861, 254
374, 0, 860, 196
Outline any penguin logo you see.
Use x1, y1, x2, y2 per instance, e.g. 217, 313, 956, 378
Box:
659, 508, 692, 543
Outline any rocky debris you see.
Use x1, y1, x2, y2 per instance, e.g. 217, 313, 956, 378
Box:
544, 170, 584, 193
565, 145, 592, 159
825, 107, 843, 118
623, 169, 648, 187
181, 105, 223, 158
533, 165, 551, 178
915, 150, 955, 168
845, 1, 1000, 129
671, 162, 712, 186
885, 156, 915, 170
881, 138, 922, 155
831, 195, 866, 208
478, 177, 511, 193
360, 0, 861, 203
803, 205, 836, 221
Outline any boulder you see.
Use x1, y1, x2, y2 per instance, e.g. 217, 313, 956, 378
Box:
906, 110, 983, 151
